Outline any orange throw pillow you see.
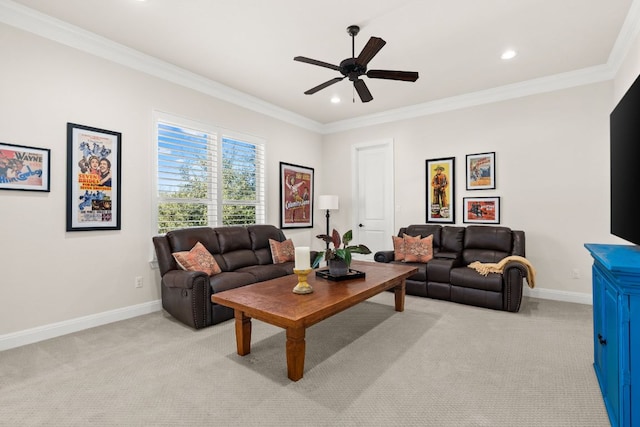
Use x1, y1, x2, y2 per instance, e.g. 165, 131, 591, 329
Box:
393, 235, 406, 261
269, 238, 295, 264
404, 234, 434, 263
172, 241, 222, 276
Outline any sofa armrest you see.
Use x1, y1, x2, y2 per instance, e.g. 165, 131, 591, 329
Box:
162, 269, 208, 289
504, 261, 529, 281
161, 269, 212, 329
374, 250, 395, 263
433, 251, 459, 260
502, 261, 527, 312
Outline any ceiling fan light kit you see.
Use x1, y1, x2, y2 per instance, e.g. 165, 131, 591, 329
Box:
294, 25, 419, 103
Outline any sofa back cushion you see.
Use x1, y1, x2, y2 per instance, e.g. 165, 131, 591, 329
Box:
462, 225, 513, 264
153, 227, 225, 275
404, 224, 442, 249
166, 226, 220, 254
216, 226, 258, 271
440, 226, 465, 256
248, 224, 287, 265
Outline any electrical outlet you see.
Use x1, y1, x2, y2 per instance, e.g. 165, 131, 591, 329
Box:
135, 276, 143, 288
570, 269, 581, 279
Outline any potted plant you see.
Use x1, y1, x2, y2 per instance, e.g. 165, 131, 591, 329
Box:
312, 229, 372, 276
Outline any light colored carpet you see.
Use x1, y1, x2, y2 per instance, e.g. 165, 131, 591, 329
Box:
0, 295, 609, 426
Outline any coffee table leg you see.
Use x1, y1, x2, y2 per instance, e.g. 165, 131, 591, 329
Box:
394, 279, 406, 312
286, 326, 306, 381
234, 310, 251, 356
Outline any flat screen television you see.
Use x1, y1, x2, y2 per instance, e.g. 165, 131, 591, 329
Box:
610, 73, 640, 246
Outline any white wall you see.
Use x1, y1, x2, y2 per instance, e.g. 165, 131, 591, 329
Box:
3, 14, 640, 345
0, 24, 323, 337
322, 81, 624, 301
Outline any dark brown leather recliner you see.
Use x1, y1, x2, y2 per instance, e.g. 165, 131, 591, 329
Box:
153, 224, 309, 329
374, 225, 527, 312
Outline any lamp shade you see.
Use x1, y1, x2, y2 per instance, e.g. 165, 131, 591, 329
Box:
318, 195, 339, 210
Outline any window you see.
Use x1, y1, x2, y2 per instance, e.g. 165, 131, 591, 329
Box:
154, 113, 265, 234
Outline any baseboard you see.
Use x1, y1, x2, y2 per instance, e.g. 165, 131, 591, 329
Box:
0, 289, 591, 352
523, 287, 592, 305
0, 300, 162, 352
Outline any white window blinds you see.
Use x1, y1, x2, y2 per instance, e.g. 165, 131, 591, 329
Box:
155, 115, 264, 234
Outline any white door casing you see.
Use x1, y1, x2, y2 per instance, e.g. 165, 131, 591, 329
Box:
351, 139, 394, 260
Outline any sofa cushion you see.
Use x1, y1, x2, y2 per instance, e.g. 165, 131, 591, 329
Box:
209, 271, 257, 294
462, 226, 513, 264
237, 264, 291, 282
172, 242, 222, 276
450, 267, 503, 292
404, 234, 434, 263
269, 238, 295, 263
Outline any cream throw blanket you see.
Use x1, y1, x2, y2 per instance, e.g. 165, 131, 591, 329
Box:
468, 255, 536, 289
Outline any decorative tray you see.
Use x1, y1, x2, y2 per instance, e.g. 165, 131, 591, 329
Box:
315, 269, 366, 282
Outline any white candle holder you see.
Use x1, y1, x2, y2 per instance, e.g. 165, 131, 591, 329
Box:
292, 268, 313, 294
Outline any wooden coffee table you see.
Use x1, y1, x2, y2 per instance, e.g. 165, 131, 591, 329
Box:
211, 260, 417, 381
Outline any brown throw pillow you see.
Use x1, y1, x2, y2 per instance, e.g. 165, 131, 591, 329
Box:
404, 234, 434, 263
269, 238, 295, 264
172, 241, 222, 276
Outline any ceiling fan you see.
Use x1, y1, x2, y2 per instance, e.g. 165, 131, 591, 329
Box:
294, 25, 419, 103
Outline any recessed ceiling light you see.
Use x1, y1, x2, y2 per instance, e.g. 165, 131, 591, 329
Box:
501, 49, 517, 60
330, 96, 341, 104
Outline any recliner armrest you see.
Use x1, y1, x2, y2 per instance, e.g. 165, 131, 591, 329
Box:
503, 260, 532, 288
162, 269, 208, 289
374, 250, 395, 263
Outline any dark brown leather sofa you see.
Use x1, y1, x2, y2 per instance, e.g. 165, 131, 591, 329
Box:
374, 224, 527, 312
153, 224, 314, 329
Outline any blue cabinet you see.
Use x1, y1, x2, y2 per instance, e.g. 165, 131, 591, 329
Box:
586, 244, 640, 427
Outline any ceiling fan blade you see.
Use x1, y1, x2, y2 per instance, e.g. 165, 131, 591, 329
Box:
354, 79, 373, 103
356, 37, 386, 66
294, 56, 341, 71
367, 69, 419, 82
304, 77, 345, 95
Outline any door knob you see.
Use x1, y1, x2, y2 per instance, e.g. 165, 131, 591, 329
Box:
359, 224, 363, 227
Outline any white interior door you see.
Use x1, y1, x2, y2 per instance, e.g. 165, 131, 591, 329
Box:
351, 140, 394, 260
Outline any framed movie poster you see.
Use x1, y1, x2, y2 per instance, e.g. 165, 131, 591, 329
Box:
280, 162, 313, 229
466, 152, 496, 190
463, 196, 500, 224
0, 142, 50, 192
426, 157, 455, 223
66, 123, 122, 231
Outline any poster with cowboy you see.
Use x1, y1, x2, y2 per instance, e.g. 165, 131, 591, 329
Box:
426, 157, 455, 223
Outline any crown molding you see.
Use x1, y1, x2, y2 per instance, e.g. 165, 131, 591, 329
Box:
2, 0, 638, 135
322, 64, 615, 134
0, 0, 324, 134
607, 0, 640, 74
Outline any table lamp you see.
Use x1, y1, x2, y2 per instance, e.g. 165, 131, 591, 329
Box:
318, 195, 339, 250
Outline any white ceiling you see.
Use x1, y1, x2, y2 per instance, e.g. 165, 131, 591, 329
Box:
5, 0, 638, 127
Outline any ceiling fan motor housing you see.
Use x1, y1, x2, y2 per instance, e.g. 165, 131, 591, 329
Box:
339, 58, 366, 81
